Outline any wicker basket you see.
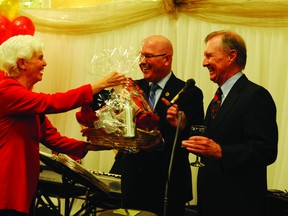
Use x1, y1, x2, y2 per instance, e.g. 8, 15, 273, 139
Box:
83, 127, 157, 153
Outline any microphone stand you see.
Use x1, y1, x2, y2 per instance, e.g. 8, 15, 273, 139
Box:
163, 111, 183, 216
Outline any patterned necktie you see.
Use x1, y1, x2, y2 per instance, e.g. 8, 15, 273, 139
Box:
211, 87, 223, 119
148, 83, 159, 110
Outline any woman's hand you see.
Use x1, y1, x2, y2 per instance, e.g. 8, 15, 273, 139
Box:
91, 71, 127, 94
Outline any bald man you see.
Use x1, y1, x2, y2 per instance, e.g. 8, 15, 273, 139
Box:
118, 35, 204, 216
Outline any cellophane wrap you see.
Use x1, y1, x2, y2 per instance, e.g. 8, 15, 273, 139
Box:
90, 47, 140, 76
77, 48, 159, 153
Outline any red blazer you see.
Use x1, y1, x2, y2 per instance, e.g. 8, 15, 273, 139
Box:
0, 78, 93, 213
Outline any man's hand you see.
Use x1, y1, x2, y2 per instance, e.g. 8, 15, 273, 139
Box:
182, 136, 223, 159
161, 97, 187, 130
140, 130, 164, 152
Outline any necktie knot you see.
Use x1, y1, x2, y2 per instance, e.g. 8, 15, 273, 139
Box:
214, 88, 223, 101
150, 83, 159, 93
148, 83, 159, 110
211, 87, 222, 119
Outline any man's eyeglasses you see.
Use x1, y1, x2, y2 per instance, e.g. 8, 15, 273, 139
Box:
139, 53, 167, 60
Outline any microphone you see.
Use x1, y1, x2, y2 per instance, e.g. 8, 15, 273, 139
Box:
164, 110, 183, 216
167, 78, 195, 106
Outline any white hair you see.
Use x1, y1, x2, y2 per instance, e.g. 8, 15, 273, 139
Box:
0, 35, 44, 76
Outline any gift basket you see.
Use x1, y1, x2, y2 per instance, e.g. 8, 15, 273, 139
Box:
77, 48, 159, 153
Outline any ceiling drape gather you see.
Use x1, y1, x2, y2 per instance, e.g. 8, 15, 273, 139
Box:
19, 0, 288, 35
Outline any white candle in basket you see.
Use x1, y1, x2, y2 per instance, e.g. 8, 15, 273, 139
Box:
124, 105, 135, 138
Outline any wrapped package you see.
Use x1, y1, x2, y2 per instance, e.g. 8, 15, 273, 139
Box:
78, 47, 159, 153
77, 78, 159, 153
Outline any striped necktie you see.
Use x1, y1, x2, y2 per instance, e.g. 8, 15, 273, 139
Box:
211, 87, 223, 119
148, 83, 159, 110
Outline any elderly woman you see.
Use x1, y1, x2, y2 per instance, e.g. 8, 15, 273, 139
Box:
0, 35, 126, 216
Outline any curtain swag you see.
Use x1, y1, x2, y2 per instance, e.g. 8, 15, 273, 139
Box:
18, 0, 288, 35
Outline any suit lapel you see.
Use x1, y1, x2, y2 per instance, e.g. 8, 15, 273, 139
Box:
137, 73, 183, 116
141, 82, 150, 95
207, 75, 249, 133
154, 73, 180, 113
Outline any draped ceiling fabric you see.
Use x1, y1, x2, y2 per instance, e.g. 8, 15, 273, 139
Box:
19, 0, 288, 34
16, 0, 288, 202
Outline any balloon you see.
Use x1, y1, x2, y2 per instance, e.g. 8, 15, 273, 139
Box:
0, 70, 8, 81
0, 0, 19, 20
12, 16, 35, 36
0, 16, 14, 45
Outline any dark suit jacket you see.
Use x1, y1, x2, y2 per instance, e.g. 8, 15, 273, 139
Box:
198, 74, 278, 216
120, 73, 204, 216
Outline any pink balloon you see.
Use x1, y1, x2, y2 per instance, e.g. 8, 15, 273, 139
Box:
0, 16, 14, 45
12, 16, 35, 36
